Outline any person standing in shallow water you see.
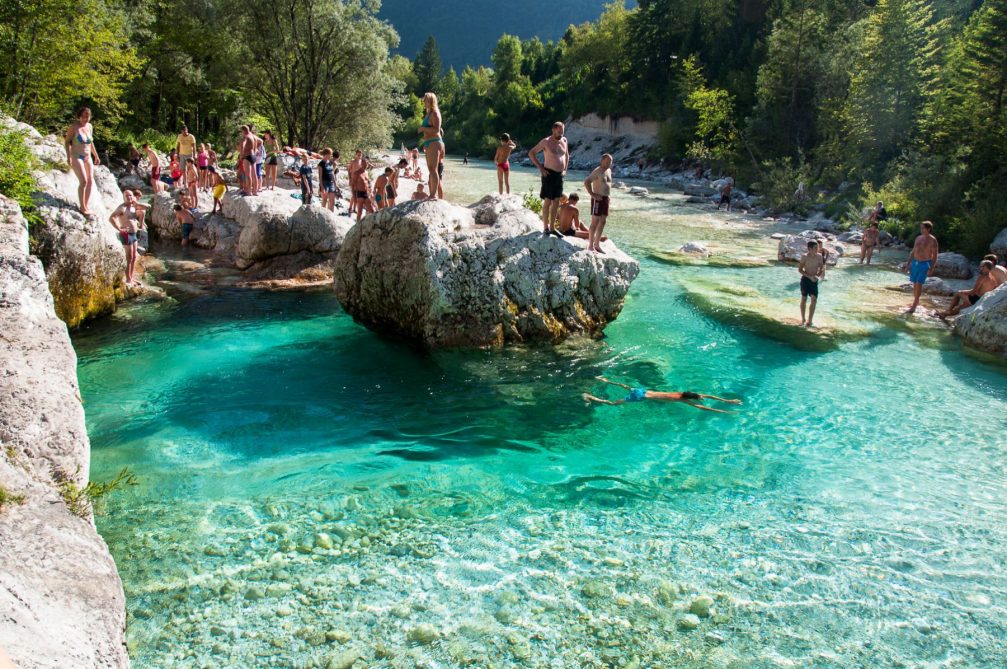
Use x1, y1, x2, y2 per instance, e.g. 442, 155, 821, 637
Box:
584, 153, 613, 252
798, 240, 825, 328
418, 92, 445, 200
529, 121, 569, 235
584, 377, 741, 413
907, 220, 939, 314
65, 107, 100, 216
108, 190, 148, 285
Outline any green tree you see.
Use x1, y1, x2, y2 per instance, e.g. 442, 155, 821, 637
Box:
844, 0, 943, 171
0, 0, 141, 128
492, 35, 524, 89
413, 35, 443, 97
239, 0, 401, 149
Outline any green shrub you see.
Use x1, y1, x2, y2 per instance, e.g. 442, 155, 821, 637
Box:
0, 486, 27, 513
0, 127, 41, 228
751, 157, 813, 215
948, 192, 1005, 259
53, 466, 137, 518
522, 187, 542, 215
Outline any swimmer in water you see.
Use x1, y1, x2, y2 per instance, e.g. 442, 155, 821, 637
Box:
583, 377, 741, 413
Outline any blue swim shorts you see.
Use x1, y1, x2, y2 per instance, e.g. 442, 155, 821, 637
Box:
910, 259, 932, 284
626, 388, 647, 402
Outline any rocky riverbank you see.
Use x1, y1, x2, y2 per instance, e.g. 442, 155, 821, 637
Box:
0, 196, 128, 668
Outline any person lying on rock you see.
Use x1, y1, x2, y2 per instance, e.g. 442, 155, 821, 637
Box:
583, 377, 741, 413
938, 260, 999, 319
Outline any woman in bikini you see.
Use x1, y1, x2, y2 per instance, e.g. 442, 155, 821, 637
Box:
263, 131, 281, 190
196, 144, 210, 191
583, 377, 742, 414
64, 107, 100, 216
418, 92, 445, 200
317, 148, 340, 211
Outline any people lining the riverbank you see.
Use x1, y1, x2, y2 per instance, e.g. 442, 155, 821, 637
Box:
939, 260, 999, 318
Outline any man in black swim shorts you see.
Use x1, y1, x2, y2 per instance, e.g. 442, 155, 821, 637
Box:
798, 240, 825, 328
529, 122, 570, 235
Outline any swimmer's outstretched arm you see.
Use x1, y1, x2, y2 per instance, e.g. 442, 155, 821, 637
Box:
583, 393, 624, 406
685, 401, 731, 414
699, 394, 742, 404
596, 376, 633, 390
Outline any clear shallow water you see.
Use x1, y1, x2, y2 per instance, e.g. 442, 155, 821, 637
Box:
75, 160, 1007, 668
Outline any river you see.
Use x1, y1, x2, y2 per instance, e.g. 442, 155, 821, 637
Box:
73, 158, 1007, 667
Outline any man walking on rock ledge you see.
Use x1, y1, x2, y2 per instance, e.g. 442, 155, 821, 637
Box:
529, 121, 569, 236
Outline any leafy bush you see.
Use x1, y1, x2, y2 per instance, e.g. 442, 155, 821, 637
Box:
751, 157, 813, 215
522, 187, 542, 214
0, 127, 41, 228
948, 190, 1006, 259
0, 486, 26, 513
106, 128, 176, 156
53, 466, 137, 517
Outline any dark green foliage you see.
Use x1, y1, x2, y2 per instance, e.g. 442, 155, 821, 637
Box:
0, 127, 41, 228
414, 36, 444, 97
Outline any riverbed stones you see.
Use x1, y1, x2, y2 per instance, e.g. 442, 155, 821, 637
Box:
952, 282, 1007, 355
325, 648, 362, 669
690, 595, 715, 617
406, 623, 441, 644
677, 614, 701, 630
0, 195, 128, 667
332, 194, 639, 347
678, 242, 710, 257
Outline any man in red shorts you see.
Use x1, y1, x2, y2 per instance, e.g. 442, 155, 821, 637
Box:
584, 153, 613, 253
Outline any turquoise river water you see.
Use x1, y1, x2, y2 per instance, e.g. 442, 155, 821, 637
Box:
74, 160, 1007, 668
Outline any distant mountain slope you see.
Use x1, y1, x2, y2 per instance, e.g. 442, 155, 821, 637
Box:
379, 0, 632, 69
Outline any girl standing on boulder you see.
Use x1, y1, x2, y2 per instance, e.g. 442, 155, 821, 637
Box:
418, 92, 444, 200
263, 131, 281, 190
64, 107, 100, 217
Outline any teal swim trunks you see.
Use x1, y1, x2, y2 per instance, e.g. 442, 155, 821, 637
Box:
626, 388, 647, 402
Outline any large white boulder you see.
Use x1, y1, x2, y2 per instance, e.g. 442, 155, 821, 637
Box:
991, 227, 1007, 259
332, 194, 640, 347
896, 277, 955, 296
777, 231, 842, 265
5, 117, 129, 327
235, 201, 351, 270
953, 282, 1007, 356
933, 252, 973, 279
0, 196, 128, 669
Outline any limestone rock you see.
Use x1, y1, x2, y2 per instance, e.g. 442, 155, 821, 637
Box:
837, 230, 863, 244
933, 252, 973, 279
628, 186, 649, 196
991, 227, 1007, 259
777, 231, 841, 265
0, 195, 128, 668
117, 173, 147, 193
953, 282, 1007, 356
9, 119, 129, 327
678, 242, 709, 257
235, 199, 351, 270
896, 277, 954, 296
332, 194, 639, 347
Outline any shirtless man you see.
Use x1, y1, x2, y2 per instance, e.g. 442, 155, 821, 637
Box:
529, 122, 569, 235
556, 194, 589, 238
390, 158, 407, 206
717, 181, 732, 212
584, 377, 742, 414
495, 133, 517, 195
939, 260, 999, 318
798, 240, 825, 327
108, 190, 148, 285
353, 163, 375, 222
411, 183, 427, 200
584, 153, 613, 253
374, 168, 393, 209
860, 221, 880, 264
906, 220, 939, 314
347, 150, 364, 215
174, 203, 197, 247
142, 143, 163, 193
238, 125, 256, 196
984, 254, 1007, 285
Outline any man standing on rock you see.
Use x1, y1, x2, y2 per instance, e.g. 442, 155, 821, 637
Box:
176, 126, 196, 188
238, 126, 256, 196
798, 240, 825, 328
906, 220, 939, 314
529, 122, 569, 235
584, 154, 613, 253
109, 190, 148, 286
